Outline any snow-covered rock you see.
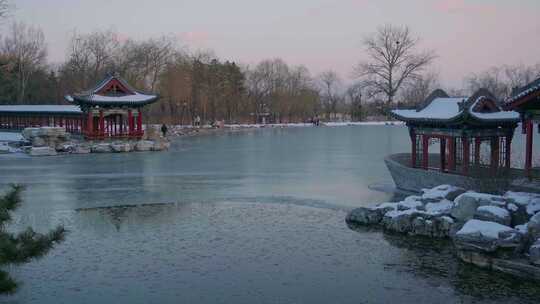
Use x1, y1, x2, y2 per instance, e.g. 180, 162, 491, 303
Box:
135, 140, 153, 152
91, 143, 112, 153
454, 219, 522, 253
29, 146, 57, 157
21, 128, 40, 140
474, 205, 511, 226
530, 239, 540, 266
151, 139, 170, 151
528, 213, 540, 241
346, 203, 397, 225
411, 215, 454, 238
451, 192, 506, 222
381, 209, 425, 233
72, 144, 91, 154
421, 185, 465, 202
425, 199, 453, 215
397, 196, 424, 211
111, 142, 132, 153
0, 144, 10, 154
505, 191, 540, 216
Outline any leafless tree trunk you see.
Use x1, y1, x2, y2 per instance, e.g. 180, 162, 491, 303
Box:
354, 24, 436, 113
2, 22, 47, 103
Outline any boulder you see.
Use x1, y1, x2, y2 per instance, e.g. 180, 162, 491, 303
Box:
411, 215, 454, 238
29, 146, 57, 157
111, 142, 132, 153
22, 128, 41, 140
474, 206, 512, 226
135, 140, 153, 152
55, 143, 76, 153
397, 196, 424, 211
451, 192, 506, 222
91, 143, 112, 153
530, 239, 540, 266
0, 144, 10, 154
505, 191, 540, 216
453, 219, 522, 253
72, 144, 91, 154
425, 199, 453, 215
528, 213, 540, 241
421, 185, 466, 202
381, 209, 424, 233
37, 127, 66, 137
152, 139, 170, 151
31, 136, 47, 147
346, 203, 397, 225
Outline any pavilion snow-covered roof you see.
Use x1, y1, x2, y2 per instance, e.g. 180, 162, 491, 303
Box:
0, 105, 82, 115
391, 89, 519, 126
65, 74, 159, 107
504, 77, 540, 110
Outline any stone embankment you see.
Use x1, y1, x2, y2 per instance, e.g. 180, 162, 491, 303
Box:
346, 184, 540, 280
19, 127, 170, 156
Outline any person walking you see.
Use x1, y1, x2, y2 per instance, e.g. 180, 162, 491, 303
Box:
161, 124, 168, 137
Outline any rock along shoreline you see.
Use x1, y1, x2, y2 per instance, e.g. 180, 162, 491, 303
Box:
346, 184, 540, 281
10, 126, 171, 156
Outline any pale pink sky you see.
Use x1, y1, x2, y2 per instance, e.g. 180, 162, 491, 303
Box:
9, 0, 540, 87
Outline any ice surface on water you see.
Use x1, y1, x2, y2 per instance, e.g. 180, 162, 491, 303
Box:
1, 126, 540, 303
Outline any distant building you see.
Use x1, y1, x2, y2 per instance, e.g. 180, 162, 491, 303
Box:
0, 75, 159, 140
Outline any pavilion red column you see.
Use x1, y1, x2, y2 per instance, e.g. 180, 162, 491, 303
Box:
99, 110, 105, 138
137, 109, 142, 136
525, 120, 533, 178
422, 135, 429, 170
128, 110, 134, 137
462, 137, 470, 175
86, 111, 93, 138
448, 137, 456, 172
505, 135, 512, 170
490, 137, 500, 171
439, 137, 446, 172
410, 129, 417, 168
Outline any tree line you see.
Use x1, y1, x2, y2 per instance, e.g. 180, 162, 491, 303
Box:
1, 9, 539, 123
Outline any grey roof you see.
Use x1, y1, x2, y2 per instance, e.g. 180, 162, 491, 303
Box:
66, 75, 159, 107
505, 77, 540, 106
0, 105, 82, 114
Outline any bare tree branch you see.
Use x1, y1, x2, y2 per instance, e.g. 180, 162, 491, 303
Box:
354, 24, 437, 113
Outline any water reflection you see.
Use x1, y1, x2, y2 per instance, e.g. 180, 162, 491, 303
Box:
349, 224, 540, 303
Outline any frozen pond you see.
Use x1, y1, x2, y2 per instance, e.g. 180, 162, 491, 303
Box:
1, 125, 539, 303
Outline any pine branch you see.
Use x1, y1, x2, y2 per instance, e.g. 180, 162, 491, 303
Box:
0, 184, 24, 225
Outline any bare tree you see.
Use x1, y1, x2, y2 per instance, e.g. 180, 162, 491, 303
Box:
2, 22, 47, 103
354, 24, 436, 113
318, 70, 342, 120
346, 82, 363, 121
464, 64, 540, 100
399, 71, 440, 107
